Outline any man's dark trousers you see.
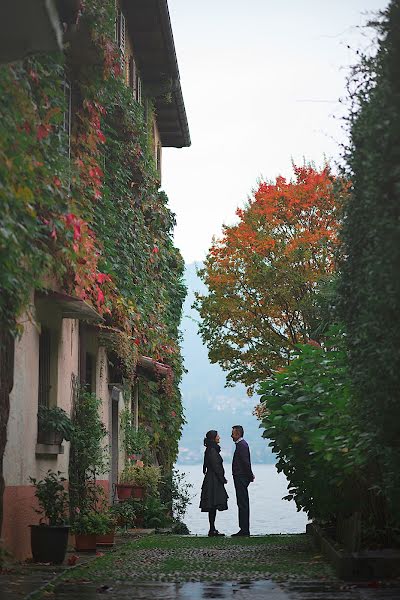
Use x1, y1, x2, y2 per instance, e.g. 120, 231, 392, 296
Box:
233, 475, 250, 534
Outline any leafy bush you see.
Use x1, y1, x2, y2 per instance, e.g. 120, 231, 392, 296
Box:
339, 0, 400, 527
170, 469, 193, 523
141, 496, 171, 529
109, 501, 137, 528
71, 510, 111, 535
258, 328, 368, 522
29, 470, 69, 526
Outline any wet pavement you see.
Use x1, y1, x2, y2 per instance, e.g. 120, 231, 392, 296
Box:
44, 579, 400, 600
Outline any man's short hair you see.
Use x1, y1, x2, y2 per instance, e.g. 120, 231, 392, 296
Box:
232, 425, 244, 437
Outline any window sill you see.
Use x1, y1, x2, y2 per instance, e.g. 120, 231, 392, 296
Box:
35, 443, 64, 456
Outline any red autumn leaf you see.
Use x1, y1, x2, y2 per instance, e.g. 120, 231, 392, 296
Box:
97, 130, 106, 144
97, 273, 110, 284
65, 213, 76, 226
53, 177, 61, 188
37, 124, 51, 141
152, 246, 159, 254
73, 222, 81, 241
97, 289, 105, 304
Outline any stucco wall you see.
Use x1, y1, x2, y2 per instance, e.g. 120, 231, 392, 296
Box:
3, 309, 80, 559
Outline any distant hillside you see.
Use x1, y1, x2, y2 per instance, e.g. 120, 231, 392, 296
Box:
177, 263, 275, 465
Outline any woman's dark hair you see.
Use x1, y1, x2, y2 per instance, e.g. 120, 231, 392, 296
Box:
203, 429, 218, 446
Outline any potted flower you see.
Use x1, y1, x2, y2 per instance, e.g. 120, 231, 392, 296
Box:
29, 470, 69, 564
37, 405, 74, 445
71, 510, 110, 551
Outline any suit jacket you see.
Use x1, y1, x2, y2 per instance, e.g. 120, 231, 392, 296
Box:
232, 439, 254, 479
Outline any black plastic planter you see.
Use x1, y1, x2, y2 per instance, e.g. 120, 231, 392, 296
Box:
30, 524, 70, 564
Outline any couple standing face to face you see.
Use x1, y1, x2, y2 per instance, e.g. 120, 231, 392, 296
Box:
199, 426, 254, 537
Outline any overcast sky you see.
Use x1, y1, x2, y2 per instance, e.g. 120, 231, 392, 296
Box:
161, 0, 388, 264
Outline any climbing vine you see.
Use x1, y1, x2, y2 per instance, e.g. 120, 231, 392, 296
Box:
0, 0, 186, 467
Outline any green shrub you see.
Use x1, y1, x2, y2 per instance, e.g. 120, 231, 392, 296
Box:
258, 327, 368, 522
339, 0, 400, 528
71, 510, 111, 535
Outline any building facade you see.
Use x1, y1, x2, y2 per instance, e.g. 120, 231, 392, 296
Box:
1, 0, 189, 560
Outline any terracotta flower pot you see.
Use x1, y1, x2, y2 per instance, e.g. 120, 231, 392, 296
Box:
132, 484, 144, 499
74, 533, 97, 551
97, 529, 115, 547
116, 484, 134, 500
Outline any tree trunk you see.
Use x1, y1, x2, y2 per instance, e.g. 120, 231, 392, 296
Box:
0, 330, 14, 537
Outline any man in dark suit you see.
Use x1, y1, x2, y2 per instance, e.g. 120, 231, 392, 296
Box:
231, 425, 254, 537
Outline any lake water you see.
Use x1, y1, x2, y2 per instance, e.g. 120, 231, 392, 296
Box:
177, 463, 309, 536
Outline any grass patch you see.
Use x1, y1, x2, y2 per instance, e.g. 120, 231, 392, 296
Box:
61, 534, 335, 584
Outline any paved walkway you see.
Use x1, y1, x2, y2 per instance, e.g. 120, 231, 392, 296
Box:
1, 533, 400, 600
43, 579, 400, 599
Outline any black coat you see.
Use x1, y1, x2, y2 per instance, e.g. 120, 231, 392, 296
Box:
199, 446, 228, 512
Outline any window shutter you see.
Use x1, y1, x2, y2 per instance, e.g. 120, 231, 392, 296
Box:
38, 327, 51, 407
120, 13, 125, 53
117, 10, 126, 71
129, 56, 137, 95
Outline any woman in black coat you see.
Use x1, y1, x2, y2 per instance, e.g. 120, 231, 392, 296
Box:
199, 430, 228, 536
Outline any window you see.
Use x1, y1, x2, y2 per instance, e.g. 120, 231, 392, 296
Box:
38, 327, 51, 407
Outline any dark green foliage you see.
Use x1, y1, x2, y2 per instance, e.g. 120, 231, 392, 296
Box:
29, 470, 69, 526
141, 496, 171, 529
339, 0, 400, 525
37, 405, 74, 441
71, 511, 111, 535
68, 385, 107, 517
259, 328, 368, 521
109, 500, 137, 528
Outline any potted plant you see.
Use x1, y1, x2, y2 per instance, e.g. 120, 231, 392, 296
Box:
71, 510, 110, 551
29, 470, 69, 564
37, 405, 74, 445
117, 464, 161, 501
96, 510, 117, 547
95, 491, 117, 547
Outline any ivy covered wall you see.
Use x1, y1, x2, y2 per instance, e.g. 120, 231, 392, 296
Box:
0, 0, 186, 473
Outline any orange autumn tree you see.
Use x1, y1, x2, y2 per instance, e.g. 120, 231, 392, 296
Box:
195, 163, 349, 389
